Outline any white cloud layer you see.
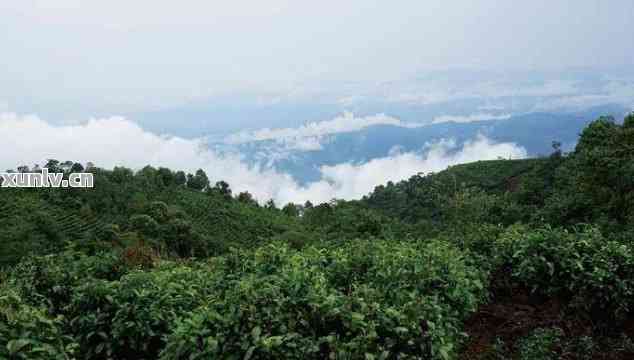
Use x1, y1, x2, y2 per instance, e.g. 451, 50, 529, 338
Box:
0, 112, 527, 205
225, 112, 515, 151
431, 113, 511, 124
225, 112, 425, 147
302, 136, 527, 201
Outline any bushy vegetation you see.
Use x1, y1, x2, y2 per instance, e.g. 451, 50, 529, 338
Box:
516, 327, 563, 360
1, 113, 634, 358
495, 225, 634, 322
0, 286, 76, 359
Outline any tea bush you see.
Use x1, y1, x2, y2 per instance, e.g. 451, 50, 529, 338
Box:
517, 327, 563, 360
67, 263, 224, 359
0, 286, 77, 359
6, 250, 129, 312
160, 240, 487, 360
496, 225, 634, 320
2, 241, 485, 359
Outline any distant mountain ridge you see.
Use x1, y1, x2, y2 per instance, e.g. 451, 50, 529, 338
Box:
211, 104, 628, 183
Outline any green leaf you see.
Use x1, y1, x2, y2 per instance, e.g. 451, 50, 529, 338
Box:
7, 339, 31, 354
244, 346, 255, 360
251, 326, 262, 340
351, 312, 365, 323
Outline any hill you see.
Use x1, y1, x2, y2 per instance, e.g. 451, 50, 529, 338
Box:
1, 113, 633, 359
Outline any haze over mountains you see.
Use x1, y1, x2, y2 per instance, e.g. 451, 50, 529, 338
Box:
129, 68, 634, 187
211, 104, 628, 184
122, 68, 633, 193
1, 69, 632, 204
132, 67, 634, 137
2, 1, 633, 204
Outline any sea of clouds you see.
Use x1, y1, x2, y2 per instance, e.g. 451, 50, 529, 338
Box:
0, 112, 527, 205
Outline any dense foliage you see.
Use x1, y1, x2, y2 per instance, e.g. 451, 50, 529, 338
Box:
1, 113, 634, 358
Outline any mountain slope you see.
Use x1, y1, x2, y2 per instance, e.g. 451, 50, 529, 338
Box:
217, 104, 627, 183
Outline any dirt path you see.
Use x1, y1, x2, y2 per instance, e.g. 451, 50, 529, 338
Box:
460, 272, 634, 359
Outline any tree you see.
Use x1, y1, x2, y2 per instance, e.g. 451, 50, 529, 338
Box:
237, 191, 257, 205
174, 171, 187, 186
157, 167, 175, 187
282, 203, 299, 217
187, 169, 210, 191
265, 199, 277, 210
164, 218, 200, 257
112, 166, 134, 183
129, 214, 159, 239
623, 112, 634, 129
210, 180, 232, 199
70, 162, 85, 173
546, 115, 634, 227
60, 160, 74, 172
45, 159, 60, 172
147, 201, 169, 223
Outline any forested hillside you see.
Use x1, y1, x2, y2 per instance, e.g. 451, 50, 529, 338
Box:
1, 114, 634, 359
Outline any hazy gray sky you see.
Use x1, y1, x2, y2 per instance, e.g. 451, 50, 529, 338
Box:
1, 1, 632, 203
1, 0, 633, 114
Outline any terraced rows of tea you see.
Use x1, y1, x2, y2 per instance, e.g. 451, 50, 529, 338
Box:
0, 192, 42, 226
0, 200, 11, 220
173, 189, 293, 247
175, 191, 237, 233
49, 211, 109, 239
0, 200, 15, 239
0, 190, 109, 241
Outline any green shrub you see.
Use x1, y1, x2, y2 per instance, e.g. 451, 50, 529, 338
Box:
7, 251, 129, 311
497, 225, 634, 321
0, 286, 77, 359
67, 262, 223, 359
161, 241, 486, 360
517, 327, 562, 360
66, 279, 119, 359
270, 230, 318, 250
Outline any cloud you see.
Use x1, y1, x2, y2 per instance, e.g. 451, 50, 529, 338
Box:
280, 136, 527, 202
531, 81, 634, 112
0, 112, 300, 203
470, 79, 580, 98
478, 104, 506, 111
371, 79, 584, 107
431, 113, 511, 124
0, 112, 527, 205
224, 112, 425, 148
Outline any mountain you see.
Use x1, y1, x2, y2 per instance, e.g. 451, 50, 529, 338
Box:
212, 104, 628, 183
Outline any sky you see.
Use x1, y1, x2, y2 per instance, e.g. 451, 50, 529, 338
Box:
1, 1, 632, 204
1, 0, 633, 115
